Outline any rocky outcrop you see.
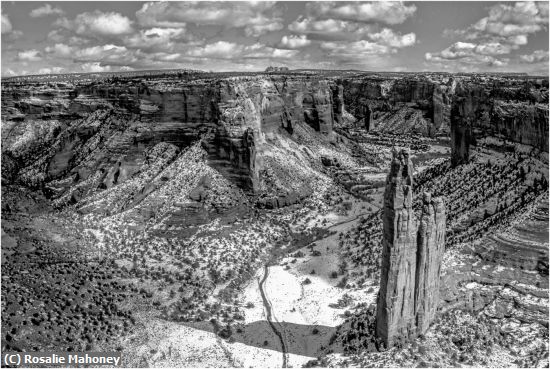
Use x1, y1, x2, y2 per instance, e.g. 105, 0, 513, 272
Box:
376, 149, 418, 345
1, 76, 343, 201
432, 79, 455, 135
331, 83, 344, 125
450, 80, 549, 166
414, 193, 446, 334
376, 149, 446, 347
342, 77, 439, 136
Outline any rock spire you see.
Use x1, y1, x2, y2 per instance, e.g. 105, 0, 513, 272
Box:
376, 149, 446, 347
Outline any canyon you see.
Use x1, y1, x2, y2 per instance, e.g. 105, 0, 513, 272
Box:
3, 72, 547, 201
1, 70, 548, 368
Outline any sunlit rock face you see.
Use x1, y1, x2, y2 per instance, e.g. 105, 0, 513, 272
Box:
450, 79, 549, 166
342, 77, 443, 136
376, 149, 446, 348
377, 149, 418, 345
414, 193, 446, 335
1, 76, 342, 199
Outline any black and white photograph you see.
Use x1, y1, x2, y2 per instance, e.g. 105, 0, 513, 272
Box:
1, 1, 549, 367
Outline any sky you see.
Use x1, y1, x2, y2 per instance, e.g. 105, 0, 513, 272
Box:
1, 1, 549, 76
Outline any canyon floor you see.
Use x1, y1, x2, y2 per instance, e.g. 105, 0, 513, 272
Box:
1, 71, 548, 368
3, 131, 548, 368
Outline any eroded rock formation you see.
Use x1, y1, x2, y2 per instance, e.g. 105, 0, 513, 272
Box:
1, 76, 343, 200
376, 149, 418, 344
342, 77, 446, 136
376, 149, 446, 347
450, 79, 549, 166
414, 193, 446, 334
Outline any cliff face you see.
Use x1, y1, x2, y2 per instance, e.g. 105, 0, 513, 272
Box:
376, 149, 418, 344
450, 80, 549, 166
342, 77, 447, 136
414, 193, 446, 334
1, 76, 343, 202
376, 149, 446, 347
3, 73, 547, 208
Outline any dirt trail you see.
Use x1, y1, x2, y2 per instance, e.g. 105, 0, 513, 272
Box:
254, 206, 376, 367
258, 265, 289, 368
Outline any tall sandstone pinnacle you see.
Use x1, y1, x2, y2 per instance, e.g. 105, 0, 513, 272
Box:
376, 149, 446, 348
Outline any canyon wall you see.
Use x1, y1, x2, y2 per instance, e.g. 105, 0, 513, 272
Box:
1, 76, 343, 200
341, 74, 548, 155
376, 149, 446, 347
341, 77, 453, 136
2, 73, 547, 206
450, 79, 549, 166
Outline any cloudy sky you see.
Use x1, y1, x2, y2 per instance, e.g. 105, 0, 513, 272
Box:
1, 1, 548, 76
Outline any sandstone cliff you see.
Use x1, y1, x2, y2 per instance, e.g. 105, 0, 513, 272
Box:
1, 75, 343, 209
376, 149, 417, 345
450, 79, 549, 166
342, 76, 447, 136
3, 72, 547, 212
414, 193, 446, 334
376, 149, 446, 347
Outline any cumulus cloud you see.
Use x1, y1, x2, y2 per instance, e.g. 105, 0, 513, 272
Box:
426, 52, 508, 68
445, 1, 547, 41
17, 49, 42, 61
321, 40, 392, 58
474, 42, 513, 56
123, 27, 188, 52
30, 4, 64, 18
289, 17, 357, 34
316, 28, 415, 61
287, 17, 378, 41
186, 41, 299, 60
243, 43, 299, 59
246, 22, 284, 37
38, 66, 64, 74
507, 34, 528, 46
280, 35, 311, 49
188, 41, 243, 58
81, 62, 111, 73
520, 50, 549, 63
45, 43, 73, 57
151, 52, 182, 62
136, 2, 283, 36
426, 41, 515, 61
55, 11, 133, 37
368, 28, 416, 48
3, 68, 17, 76
1, 14, 12, 34
74, 44, 137, 66
0, 12, 23, 41
306, 1, 417, 25
426, 2, 547, 71
288, 3, 415, 44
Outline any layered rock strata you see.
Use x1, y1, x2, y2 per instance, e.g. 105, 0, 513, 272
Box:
342, 76, 449, 136
1, 76, 343, 198
450, 80, 549, 166
376, 149, 446, 347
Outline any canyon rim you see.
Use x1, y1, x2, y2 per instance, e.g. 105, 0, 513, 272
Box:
1, 1, 549, 368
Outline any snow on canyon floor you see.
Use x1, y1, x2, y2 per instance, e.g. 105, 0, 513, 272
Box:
117, 196, 380, 368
